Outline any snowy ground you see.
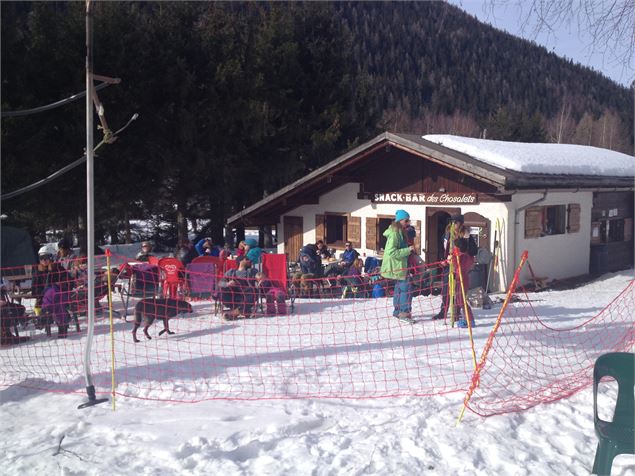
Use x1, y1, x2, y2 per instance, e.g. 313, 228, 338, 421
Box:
1, 270, 634, 475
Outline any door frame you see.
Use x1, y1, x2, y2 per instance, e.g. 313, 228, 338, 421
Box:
425, 207, 461, 263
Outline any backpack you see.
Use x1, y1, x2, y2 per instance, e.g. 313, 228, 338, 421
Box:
298, 248, 320, 275
364, 256, 380, 274
371, 283, 385, 298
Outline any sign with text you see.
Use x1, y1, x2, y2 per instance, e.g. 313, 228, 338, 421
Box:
371, 192, 479, 205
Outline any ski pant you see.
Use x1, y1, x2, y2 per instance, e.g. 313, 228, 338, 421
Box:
221, 286, 255, 314
392, 279, 412, 314
265, 288, 286, 315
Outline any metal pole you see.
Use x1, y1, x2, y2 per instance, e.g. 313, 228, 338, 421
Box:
79, 0, 107, 409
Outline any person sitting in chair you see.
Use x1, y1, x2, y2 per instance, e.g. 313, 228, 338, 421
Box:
294, 244, 323, 297
220, 256, 257, 320
136, 241, 155, 262
324, 241, 359, 281
195, 237, 220, 257
175, 240, 198, 266
32, 246, 71, 315
244, 239, 263, 266
316, 240, 332, 260
341, 258, 366, 298
56, 238, 78, 277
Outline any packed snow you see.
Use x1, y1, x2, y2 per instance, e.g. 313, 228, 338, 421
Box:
1, 270, 634, 475
423, 134, 635, 176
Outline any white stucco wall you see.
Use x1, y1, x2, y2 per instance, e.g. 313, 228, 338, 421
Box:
277, 182, 512, 290
278, 187, 593, 289
277, 185, 595, 289
512, 191, 593, 285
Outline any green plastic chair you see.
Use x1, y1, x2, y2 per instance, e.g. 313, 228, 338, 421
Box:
592, 352, 635, 475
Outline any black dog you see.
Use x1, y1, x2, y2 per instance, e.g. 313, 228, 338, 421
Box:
132, 298, 193, 343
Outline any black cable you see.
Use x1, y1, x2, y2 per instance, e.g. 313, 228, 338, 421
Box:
1, 154, 88, 200
1, 113, 138, 201
1, 82, 112, 118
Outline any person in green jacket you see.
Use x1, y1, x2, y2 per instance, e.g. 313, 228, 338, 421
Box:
380, 209, 415, 319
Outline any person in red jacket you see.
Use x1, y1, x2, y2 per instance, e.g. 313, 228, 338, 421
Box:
452, 225, 476, 329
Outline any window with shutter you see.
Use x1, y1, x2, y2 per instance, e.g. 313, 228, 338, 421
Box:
524, 207, 543, 238
324, 213, 347, 245
567, 204, 581, 233
366, 217, 377, 252
348, 216, 361, 248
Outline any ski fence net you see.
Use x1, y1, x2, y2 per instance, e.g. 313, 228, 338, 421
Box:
0, 251, 633, 416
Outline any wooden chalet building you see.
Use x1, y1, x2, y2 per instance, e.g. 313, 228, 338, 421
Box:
227, 132, 634, 289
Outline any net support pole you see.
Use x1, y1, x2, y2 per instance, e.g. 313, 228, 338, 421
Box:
79, 0, 107, 410
455, 250, 477, 370
455, 250, 529, 424
106, 249, 116, 410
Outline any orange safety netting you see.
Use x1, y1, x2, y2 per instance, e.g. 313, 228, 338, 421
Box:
0, 252, 633, 416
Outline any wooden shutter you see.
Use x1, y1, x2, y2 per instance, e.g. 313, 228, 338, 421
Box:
315, 214, 325, 242
366, 217, 377, 252
591, 222, 602, 244
525, 206, 543, 239
348, 216, 361, 248
567, 203, 581, 233
414, 220, 422, 254
624, 218, 633, 242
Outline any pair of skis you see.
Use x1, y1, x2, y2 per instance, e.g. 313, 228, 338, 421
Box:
485, 218, 502, 295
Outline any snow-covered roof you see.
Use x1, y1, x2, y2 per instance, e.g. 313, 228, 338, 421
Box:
423, 134, 635, 177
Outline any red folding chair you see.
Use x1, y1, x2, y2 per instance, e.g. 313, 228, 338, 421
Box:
191, 256, 229, 314
158, 257, 186, 299
192, 255, 222, 266
261, 253, 293, 312
224, 259, 238, 273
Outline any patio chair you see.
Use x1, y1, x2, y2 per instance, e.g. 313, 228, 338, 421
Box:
592, 352, 635, 475
158, 257, 186, 299
261, 253, 292, 313
119, 263, 160, 320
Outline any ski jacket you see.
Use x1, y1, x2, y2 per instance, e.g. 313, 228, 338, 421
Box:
246, 247, 263, 265
380, 224, 411, 281
298, 245, 322, 276
340, 248, 360, 267
195, 239, 220, 257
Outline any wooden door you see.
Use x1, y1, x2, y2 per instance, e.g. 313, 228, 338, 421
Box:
283, 216, 303, 263
426, 207, 460, 263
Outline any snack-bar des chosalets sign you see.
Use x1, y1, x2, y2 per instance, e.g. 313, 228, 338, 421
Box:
372, 192, 478, 204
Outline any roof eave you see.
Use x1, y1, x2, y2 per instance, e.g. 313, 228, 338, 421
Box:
226, 132, 390, 226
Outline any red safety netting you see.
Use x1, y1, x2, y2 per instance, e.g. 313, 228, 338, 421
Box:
1, 252, 633, 416
464, 254, 635, 416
